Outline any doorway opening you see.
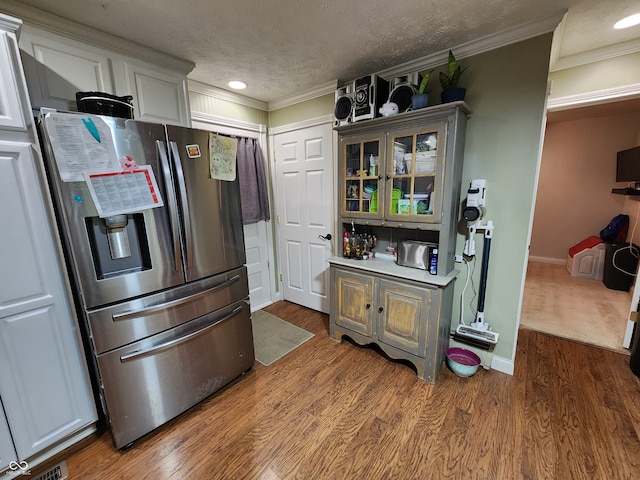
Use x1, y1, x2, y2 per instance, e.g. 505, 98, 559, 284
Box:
522, 98, 640, 353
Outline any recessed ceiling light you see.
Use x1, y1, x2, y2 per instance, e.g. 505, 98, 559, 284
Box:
614, 13, 640, 29
228, 80, 247, 90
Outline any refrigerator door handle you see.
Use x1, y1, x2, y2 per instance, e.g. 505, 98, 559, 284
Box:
170, 141, 193, 269
157, 140, 182, 272
119, 305, 245, 362
111, 274, 241, 321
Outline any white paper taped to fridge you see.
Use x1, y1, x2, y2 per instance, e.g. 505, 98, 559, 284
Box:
83, 165, 164, 218
44, 112, 120, 182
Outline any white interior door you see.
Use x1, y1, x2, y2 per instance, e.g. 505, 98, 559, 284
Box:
243, 221, 274, 310
273, 121, 334, 313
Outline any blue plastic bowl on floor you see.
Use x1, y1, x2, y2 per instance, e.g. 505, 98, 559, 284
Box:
446, 347, 481, 377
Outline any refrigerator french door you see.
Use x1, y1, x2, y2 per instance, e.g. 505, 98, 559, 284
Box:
38, 112, 254, 448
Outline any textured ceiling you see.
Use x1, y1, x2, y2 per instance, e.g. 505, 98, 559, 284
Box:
1, 0, 639, 103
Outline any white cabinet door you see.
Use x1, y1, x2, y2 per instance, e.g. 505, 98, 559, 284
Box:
18, 26, 113, 112
0, 17, 27, 129
0, 411, 17, 472
0, 141, 97, 460
121, 60, 191, 126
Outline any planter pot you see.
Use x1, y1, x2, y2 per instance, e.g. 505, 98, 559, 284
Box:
411, 93, 429, 110
441, 87, 466, 104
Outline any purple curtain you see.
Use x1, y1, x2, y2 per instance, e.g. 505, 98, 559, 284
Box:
237, 137, 270, 224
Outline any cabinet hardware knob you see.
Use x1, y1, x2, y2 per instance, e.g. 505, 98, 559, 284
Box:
378, 306, 384, 313
386, 174, 391, 180
366, 303, 371, 309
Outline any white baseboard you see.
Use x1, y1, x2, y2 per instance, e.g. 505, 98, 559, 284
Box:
528, 255, 565, 265
491, 355, 514, 375
251, 300, 274, 312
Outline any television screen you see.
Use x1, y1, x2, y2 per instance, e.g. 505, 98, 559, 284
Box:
616, 146, 640, 182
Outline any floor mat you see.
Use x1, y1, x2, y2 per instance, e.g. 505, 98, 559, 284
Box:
251, 310, 314, 366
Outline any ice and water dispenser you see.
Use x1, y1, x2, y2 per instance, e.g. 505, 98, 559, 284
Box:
85, 214, 152, 280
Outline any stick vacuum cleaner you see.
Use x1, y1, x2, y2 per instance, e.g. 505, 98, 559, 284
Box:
455, 180, 500, 345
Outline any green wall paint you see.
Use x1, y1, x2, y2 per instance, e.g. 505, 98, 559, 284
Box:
189, 90, 269, 125
191, 33, 553, 365
268, 94, 334, 127
453, 34, 553, 360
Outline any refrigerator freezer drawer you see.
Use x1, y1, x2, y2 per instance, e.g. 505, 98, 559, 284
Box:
96, 298, 254, 449
87, 267, 249, 354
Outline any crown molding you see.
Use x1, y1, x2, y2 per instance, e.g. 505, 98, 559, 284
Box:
0, 11, 21, 32
547, 83, 640, 111
188, 80, 268, 111
268, 13, 564, 109
0, 0, 194, 73
190, 111, 266, 134
267, 80, 338, 111
548, 11, 567, 71
375, 11, 565, 81
549, 37, 640, 72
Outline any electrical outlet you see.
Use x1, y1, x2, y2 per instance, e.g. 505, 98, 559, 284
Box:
455, 254, 463, 263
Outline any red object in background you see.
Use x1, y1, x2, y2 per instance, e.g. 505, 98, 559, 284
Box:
568, 235, 603, 258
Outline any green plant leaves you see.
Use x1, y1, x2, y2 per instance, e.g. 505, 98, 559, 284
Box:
439, 50, 467, 89
418, 69, 434, 94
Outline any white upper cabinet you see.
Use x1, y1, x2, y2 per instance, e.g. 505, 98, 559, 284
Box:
18, 27, 113, 112
119, 59, 191, 126
0, 16, 27, 130
18, 24, 193, 126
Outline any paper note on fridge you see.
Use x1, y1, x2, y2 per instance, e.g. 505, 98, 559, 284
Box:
83, 165, 164, 218
44, 112, 120, 182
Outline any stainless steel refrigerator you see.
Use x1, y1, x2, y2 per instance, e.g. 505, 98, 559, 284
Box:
38, 111, 254, 449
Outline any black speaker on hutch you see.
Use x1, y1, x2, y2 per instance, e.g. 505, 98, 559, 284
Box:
388, 73, 420, 113
352, 75, 389, 122
333, 84, 353, 127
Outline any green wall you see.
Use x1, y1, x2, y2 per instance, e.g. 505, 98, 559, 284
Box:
189, 90, 269, 125
266, 34, 553, 364
268, 94, 335, 127
452, 34, 553, 361
191, 33, 553, 365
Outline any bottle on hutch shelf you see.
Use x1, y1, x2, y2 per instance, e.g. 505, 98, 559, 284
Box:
429, 248, 438, 275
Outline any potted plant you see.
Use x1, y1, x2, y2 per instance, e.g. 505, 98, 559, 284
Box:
411, 69, 433, 110
439, 50, 468, 103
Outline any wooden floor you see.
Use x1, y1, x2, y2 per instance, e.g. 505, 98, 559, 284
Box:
50, 301, 640, 479
521, 262, 632, 354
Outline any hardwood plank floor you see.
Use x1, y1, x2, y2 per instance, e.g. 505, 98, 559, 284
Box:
50, 301, 640, 479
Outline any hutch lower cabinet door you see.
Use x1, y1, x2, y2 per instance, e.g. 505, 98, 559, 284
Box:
330, 265, 453, 383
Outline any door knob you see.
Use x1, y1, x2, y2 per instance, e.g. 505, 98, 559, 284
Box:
318, 233, 332, 241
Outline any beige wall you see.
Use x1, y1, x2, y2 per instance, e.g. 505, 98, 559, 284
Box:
531, 111, 640, 260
